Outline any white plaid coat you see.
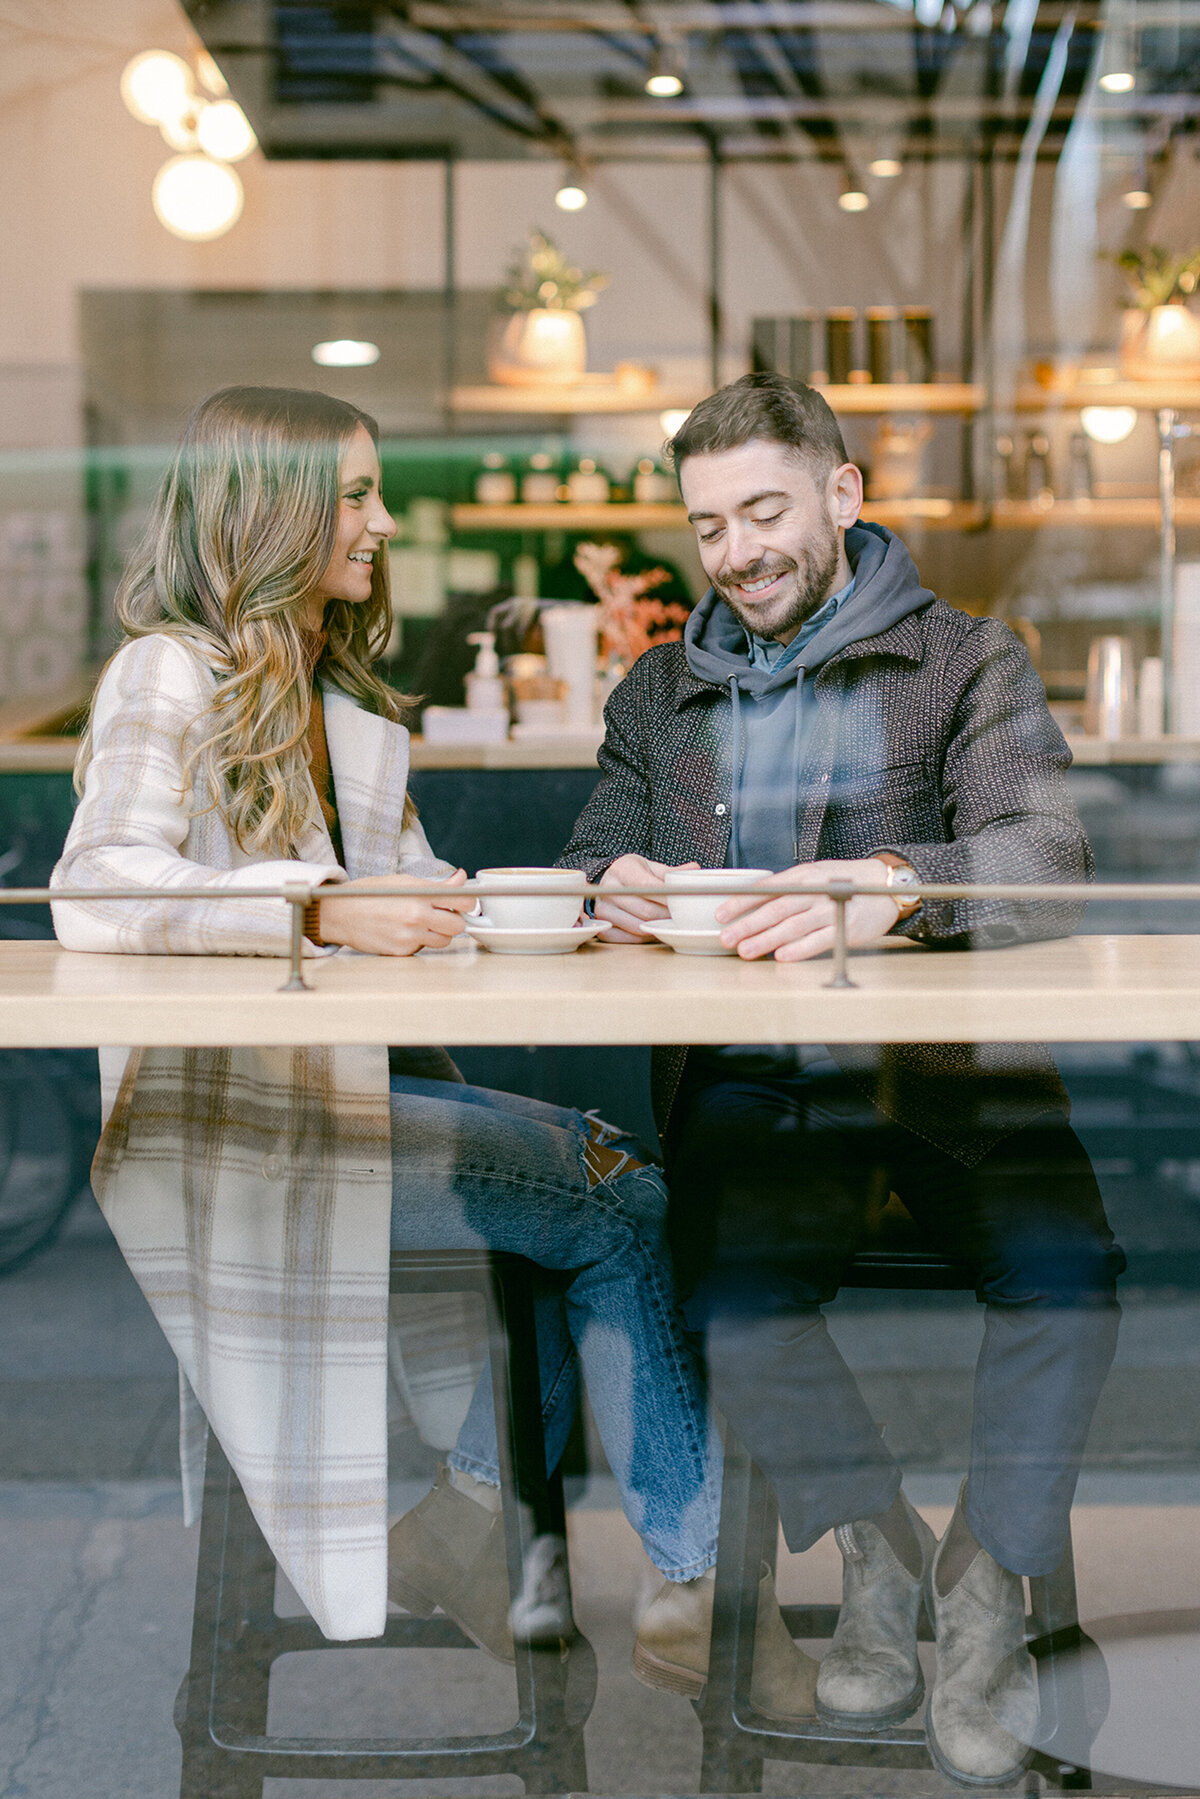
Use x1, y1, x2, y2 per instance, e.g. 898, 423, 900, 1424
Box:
51, 633, 452, 1640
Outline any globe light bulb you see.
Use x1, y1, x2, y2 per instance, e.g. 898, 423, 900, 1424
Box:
869, 158, 902, 178
152, 155, 243, 240
195, 98, 257, 163
646, 72, 684, 97
659, 409, 691, 437
555, 183, 587, 212
1123, 187, 1152, 209
839, 190, 870, 212
1079, 406, 1138, 445
1100, 70, 1135, 92
121, 51, 194, 127
312, 340, 382, 367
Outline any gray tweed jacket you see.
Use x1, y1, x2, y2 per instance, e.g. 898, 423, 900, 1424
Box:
558, 596, 1092, 1166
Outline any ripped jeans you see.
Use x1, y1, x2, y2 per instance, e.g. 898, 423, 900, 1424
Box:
388, 1072, 720, 1581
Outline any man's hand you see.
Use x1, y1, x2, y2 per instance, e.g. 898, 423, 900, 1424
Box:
594, 855, 700, 942
715, 858, 903, 961
316, 868, 475, 956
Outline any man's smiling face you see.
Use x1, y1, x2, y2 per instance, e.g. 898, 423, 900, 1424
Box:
680, 438, 863, 645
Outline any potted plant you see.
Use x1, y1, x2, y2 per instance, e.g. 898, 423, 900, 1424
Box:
1114, 245, 1200, 381
489, 230, 609, 386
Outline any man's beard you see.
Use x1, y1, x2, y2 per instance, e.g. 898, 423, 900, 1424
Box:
714, 513, 841, 642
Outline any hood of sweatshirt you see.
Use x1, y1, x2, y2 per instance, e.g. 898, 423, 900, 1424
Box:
683, 520, 934, 693
681, 521, 937, 869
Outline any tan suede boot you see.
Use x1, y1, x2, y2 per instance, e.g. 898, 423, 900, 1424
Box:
632, 1566, 819, 1721
388, 1465, 515, 1662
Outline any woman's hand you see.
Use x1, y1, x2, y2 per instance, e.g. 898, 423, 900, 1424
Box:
316, 868, 475, 956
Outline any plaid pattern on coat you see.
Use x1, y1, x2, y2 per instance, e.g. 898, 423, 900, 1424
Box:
51, 634, 450, 1640
557, 597, 1092, 1166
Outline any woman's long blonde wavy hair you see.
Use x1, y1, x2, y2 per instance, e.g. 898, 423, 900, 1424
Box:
77, 385, 415, 854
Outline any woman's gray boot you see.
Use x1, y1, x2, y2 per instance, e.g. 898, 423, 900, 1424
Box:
815, 1494, 938, 1729
926, 1519, 1039, 1787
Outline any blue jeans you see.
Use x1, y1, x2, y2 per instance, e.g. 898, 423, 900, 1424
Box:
388, 1073, 719, 1581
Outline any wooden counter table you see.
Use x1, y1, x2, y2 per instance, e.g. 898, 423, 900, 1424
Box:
2, 933, 1198, 1048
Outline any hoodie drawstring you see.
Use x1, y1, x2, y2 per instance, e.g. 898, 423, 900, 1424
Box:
792, 669, 807, 864
728, 676, 744, 868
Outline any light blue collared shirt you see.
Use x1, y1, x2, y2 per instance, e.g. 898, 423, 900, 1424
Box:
747, 573, 855, 674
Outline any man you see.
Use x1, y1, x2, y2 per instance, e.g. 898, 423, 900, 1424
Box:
558, 373, 1123, 1787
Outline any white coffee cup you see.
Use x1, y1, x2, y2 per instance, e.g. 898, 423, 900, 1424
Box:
665, 868, 774, 933
475, 867, 585, 931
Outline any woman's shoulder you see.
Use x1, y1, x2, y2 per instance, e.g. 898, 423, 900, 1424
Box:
101, 631, 223, 701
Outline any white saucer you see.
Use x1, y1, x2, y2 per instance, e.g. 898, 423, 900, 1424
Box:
647, 923, 736, 956
465, 920, 604, 955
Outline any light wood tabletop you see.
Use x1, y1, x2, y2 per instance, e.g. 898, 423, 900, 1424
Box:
2, 934, 1199, 1048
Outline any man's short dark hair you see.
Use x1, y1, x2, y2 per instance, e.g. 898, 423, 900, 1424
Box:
666, 372, 849, 482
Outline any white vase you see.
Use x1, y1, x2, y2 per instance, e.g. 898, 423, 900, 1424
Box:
489, 308, 587, 386
1119, 303, 1200, 382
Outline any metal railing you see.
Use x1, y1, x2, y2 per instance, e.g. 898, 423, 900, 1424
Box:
16, 875, 1200, 992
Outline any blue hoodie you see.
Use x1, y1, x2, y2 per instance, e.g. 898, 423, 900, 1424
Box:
682, 521, 935, 871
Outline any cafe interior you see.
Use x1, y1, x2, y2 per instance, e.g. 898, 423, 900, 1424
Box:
4, 2, 1200, 1794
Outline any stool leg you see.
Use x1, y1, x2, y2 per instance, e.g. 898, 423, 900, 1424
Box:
489, 1256, 593, 1793
1028, 1534, 1097, 1792
177, 1430, 271, 1799
697, 1428, 769, 1794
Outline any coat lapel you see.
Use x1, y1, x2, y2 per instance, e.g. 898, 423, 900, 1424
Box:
322, 682, 412, 878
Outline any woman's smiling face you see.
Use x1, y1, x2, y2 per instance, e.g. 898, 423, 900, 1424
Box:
310, 423, 397, 622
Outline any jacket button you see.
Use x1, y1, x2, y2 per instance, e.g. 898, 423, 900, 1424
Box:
714, 803, 727, 816
262, 1154, 284, 1181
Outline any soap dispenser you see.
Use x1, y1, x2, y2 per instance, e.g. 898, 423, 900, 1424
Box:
465, 631, 507, 712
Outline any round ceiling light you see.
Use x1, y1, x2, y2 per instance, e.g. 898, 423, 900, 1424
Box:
1100, 70, 1135, 93
121, 50, 194, 127
869, 158, 902, 178
659, 408, 691, 437
195, 98, 257, 162
1123, 186, 1152, 209
312, 340, 381, 367
838, 189, 870, 212
646, 71, 684, 97
152, 155, 244, 240
555, 182, 587, 212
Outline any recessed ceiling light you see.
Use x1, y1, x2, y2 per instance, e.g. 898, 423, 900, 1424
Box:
312, 339, 381, 367
839, 190, 870, 212
869, 158, 902, 178
555, 182, 587, 211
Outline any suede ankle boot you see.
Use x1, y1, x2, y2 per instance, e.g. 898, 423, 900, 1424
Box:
632, 1565, 819, 1721
388, 1465, 514, 1662
816, 1494, 937, 1729
926, 1493, 1039, 1787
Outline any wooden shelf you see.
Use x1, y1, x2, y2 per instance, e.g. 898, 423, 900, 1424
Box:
449, 380, 982, 417
452, 502, 686, 531
450, 499, 984, 533
450, 384, 701, 416
991, 497, 1200, 529
1015, 380, 1200, 413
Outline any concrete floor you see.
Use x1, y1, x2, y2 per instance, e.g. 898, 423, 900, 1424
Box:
5, 1194, 1200, 1798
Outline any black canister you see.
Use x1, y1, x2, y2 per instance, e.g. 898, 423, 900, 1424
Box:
750, 317, 781, 375
825, 308, 856, 385
901, 307, 934, 384
787, 312, 820, 383
866, 307, 899, 384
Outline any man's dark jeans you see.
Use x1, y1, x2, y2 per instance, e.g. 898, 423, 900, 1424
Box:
667, 1061, 1125, 1578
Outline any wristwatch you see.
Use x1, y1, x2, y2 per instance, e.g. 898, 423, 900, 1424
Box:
878, 855, 923, 920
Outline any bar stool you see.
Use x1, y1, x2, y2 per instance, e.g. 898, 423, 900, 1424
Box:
174, 1249, 596, 1797
695, 1221, 1103, 1794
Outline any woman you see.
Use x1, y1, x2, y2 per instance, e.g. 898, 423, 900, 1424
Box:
50, 387, 814, 1715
